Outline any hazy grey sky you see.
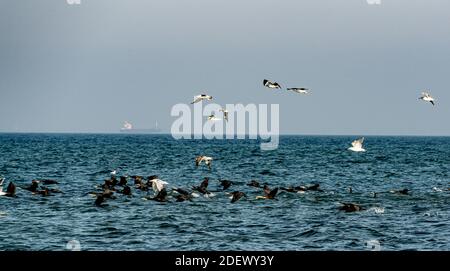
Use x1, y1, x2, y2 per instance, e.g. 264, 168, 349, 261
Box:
0, 0, 449, 135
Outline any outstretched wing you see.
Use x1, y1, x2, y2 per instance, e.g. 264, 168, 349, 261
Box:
195, 156, 203, 166
6, 182, 16, 195
191, 96, 203, 104
268, 188, 278, 199
263, 79, 269, 86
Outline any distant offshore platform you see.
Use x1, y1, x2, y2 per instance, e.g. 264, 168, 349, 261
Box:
120, 121, 161, 134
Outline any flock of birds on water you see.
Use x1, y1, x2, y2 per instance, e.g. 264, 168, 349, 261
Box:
0, 80, 445, 213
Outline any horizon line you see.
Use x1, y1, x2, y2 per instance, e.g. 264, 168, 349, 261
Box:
0, 131, 449, 137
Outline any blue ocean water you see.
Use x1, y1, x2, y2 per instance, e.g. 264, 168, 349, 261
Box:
0, 134, 448, 251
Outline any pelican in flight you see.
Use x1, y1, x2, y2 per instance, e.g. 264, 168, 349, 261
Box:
207, 114, 221, 121
191, 94, 213, 104
419, 91, 435, 106
287, 87, 309, 94
263, 79, 282, 89
348, 137, 366, 152
219, 108, 229, 122
195, 156, 213, 170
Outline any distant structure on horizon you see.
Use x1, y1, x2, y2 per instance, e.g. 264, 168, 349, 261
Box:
120, 121, 162, 134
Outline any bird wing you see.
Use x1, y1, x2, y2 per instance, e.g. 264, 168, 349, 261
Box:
421, 92, 431, 98
195, 156, 203, 166
430, 100, 435, 106
263, 79, 269, 86
191, 96, 202, 104
6, 182, 16, 194
268, 188, 278, 199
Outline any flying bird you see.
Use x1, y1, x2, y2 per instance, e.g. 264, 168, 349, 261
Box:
195, 156, 213, 170
256, 186, 278, 200
191, 94, 213, 104
287, 87, 309, 94
207, 114, 221, 121
192, 177, 210, 195
263, 79, 282, 89
219, 108, 229, 122
0, 182, 16, 197
218, 180, 233, 190
419, 91, 435, 106
348, 137, 366, 152
230, 191, 246, 203
148, 178, 169, 195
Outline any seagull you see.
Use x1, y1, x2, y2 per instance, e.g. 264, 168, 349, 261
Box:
191, 94, 213, 104
263, 79, 282, 89
348, 137, 366, 152
219, 108, 229, 122
110, 170, 117, 176
287, 87, 309, 94
147, 177, 169, 194
195, 156, 213, 170
207, 114, 221, 121
419, 91, 435, 106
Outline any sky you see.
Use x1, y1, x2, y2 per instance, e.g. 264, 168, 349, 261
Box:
0, 0, 449, 135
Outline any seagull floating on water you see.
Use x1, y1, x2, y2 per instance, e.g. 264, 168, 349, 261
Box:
191, 94, 213, 104
419, 91, 435, 106
348, 137, 366, 152
287, 87, 309, 94
263, 79, 282, 89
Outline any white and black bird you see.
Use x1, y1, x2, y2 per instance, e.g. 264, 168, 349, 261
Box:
147, 177, 169, 195
219, 108, 229, 122
263, 79, 282, 89
287, 87, 309, 94
207, 114, 221, 121
348, 137, 366, 152
191, 94, 213, 104
195, 156, 213, 169
419, 91, 435, 106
